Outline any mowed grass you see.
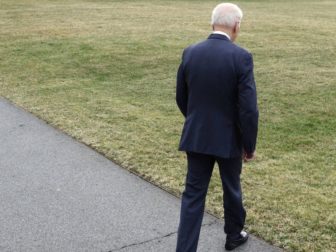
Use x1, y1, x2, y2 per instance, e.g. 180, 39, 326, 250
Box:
1, 0, 335, 251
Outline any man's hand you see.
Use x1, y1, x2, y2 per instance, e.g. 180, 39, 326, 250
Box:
243, 151, 255, 162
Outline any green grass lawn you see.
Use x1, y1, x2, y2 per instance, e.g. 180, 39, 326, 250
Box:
1, 0, 335, 251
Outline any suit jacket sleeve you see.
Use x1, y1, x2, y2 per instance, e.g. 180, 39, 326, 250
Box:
237, 52, 259, 154
176, 51, 188, 117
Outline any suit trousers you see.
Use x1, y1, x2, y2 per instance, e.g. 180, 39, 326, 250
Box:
175, 152, 246, 252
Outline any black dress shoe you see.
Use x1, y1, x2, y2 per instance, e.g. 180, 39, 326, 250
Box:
225, 231, 249, 251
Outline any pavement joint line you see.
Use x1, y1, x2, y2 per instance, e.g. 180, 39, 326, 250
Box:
106, 231, 176, 252
106, 221, 219, 251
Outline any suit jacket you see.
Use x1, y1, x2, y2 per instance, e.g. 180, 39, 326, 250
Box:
176, 33, 259, 158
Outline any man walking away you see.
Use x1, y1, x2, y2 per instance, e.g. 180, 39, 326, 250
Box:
175, 3, 259, 251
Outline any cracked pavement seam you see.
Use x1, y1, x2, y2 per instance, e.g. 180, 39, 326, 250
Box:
107, 220, 219, 251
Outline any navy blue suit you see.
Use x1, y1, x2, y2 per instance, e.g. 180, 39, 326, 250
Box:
176, 34, 258, 252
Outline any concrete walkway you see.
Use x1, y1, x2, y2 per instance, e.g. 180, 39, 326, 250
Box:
0, 97, 282, 252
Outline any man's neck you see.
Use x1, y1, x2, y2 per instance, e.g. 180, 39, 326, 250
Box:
212, 30, 231, 41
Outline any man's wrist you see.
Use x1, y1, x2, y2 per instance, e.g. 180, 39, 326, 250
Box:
245, 152, 254, 158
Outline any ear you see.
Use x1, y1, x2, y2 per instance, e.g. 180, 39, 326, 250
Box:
233, 22, 240, 34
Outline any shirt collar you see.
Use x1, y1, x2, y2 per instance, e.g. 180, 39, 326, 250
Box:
212, 31, 231, 41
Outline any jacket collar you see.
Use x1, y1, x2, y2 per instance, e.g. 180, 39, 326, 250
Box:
208, 33, 231, 42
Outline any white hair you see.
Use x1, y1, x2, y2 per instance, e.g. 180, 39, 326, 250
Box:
211, 3, 243, 28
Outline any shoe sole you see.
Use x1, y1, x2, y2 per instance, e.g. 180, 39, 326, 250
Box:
225, 236, 249, 250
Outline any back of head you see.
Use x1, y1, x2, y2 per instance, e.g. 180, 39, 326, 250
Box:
211, 3, 243, 28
